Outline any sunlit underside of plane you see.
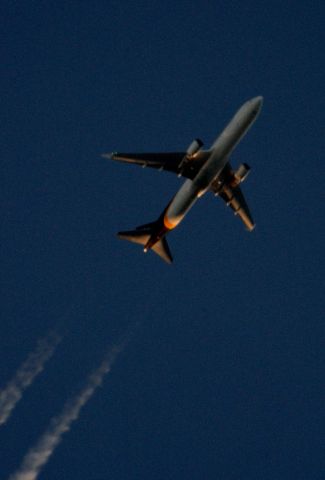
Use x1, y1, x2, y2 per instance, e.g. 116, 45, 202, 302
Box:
103, 96, 263, 264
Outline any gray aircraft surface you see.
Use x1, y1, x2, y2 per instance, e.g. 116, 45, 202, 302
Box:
103, 96, 263, 264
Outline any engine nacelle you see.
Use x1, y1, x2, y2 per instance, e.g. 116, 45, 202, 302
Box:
178, 139, 203, 174
186, 138, 203, 157
233, 163, 250, 185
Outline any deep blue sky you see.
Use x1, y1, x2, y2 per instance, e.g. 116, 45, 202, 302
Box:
1, 2, 323, 479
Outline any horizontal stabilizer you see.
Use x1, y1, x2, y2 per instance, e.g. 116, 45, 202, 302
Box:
117, 227, 173, 264
152, 237, 173, 264
118, 230, 150, 246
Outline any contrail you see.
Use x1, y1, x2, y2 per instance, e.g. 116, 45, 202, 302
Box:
8, 341, 126, 480
0, 332, 61, 426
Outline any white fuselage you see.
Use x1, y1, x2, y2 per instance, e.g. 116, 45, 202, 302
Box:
163, 96, 263, 230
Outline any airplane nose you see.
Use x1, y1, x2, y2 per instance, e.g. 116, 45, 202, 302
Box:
250, 96, 263, 114
252, 96, 263, 108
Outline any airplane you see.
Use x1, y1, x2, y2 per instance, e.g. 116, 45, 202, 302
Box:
103, 96, 263, 264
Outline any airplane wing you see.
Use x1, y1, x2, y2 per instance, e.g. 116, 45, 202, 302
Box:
102, 151, 210, 180
211, 164, 255, 231
218, 184, 255, 231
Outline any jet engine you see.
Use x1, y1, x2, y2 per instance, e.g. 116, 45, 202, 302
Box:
232, 163, 250, 186
186, 138, 203, 157
178, 139, 203, 174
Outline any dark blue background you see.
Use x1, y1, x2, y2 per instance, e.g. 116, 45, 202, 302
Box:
1, 2, 323, 479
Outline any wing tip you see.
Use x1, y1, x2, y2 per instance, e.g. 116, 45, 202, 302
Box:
101, 152, 117, 160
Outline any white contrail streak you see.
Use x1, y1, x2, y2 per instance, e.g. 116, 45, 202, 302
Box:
8, 342, 125, 480
0, 332, 61, 426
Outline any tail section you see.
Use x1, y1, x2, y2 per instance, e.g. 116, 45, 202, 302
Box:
151, 237, 173, 264
117, 223, 173, 264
